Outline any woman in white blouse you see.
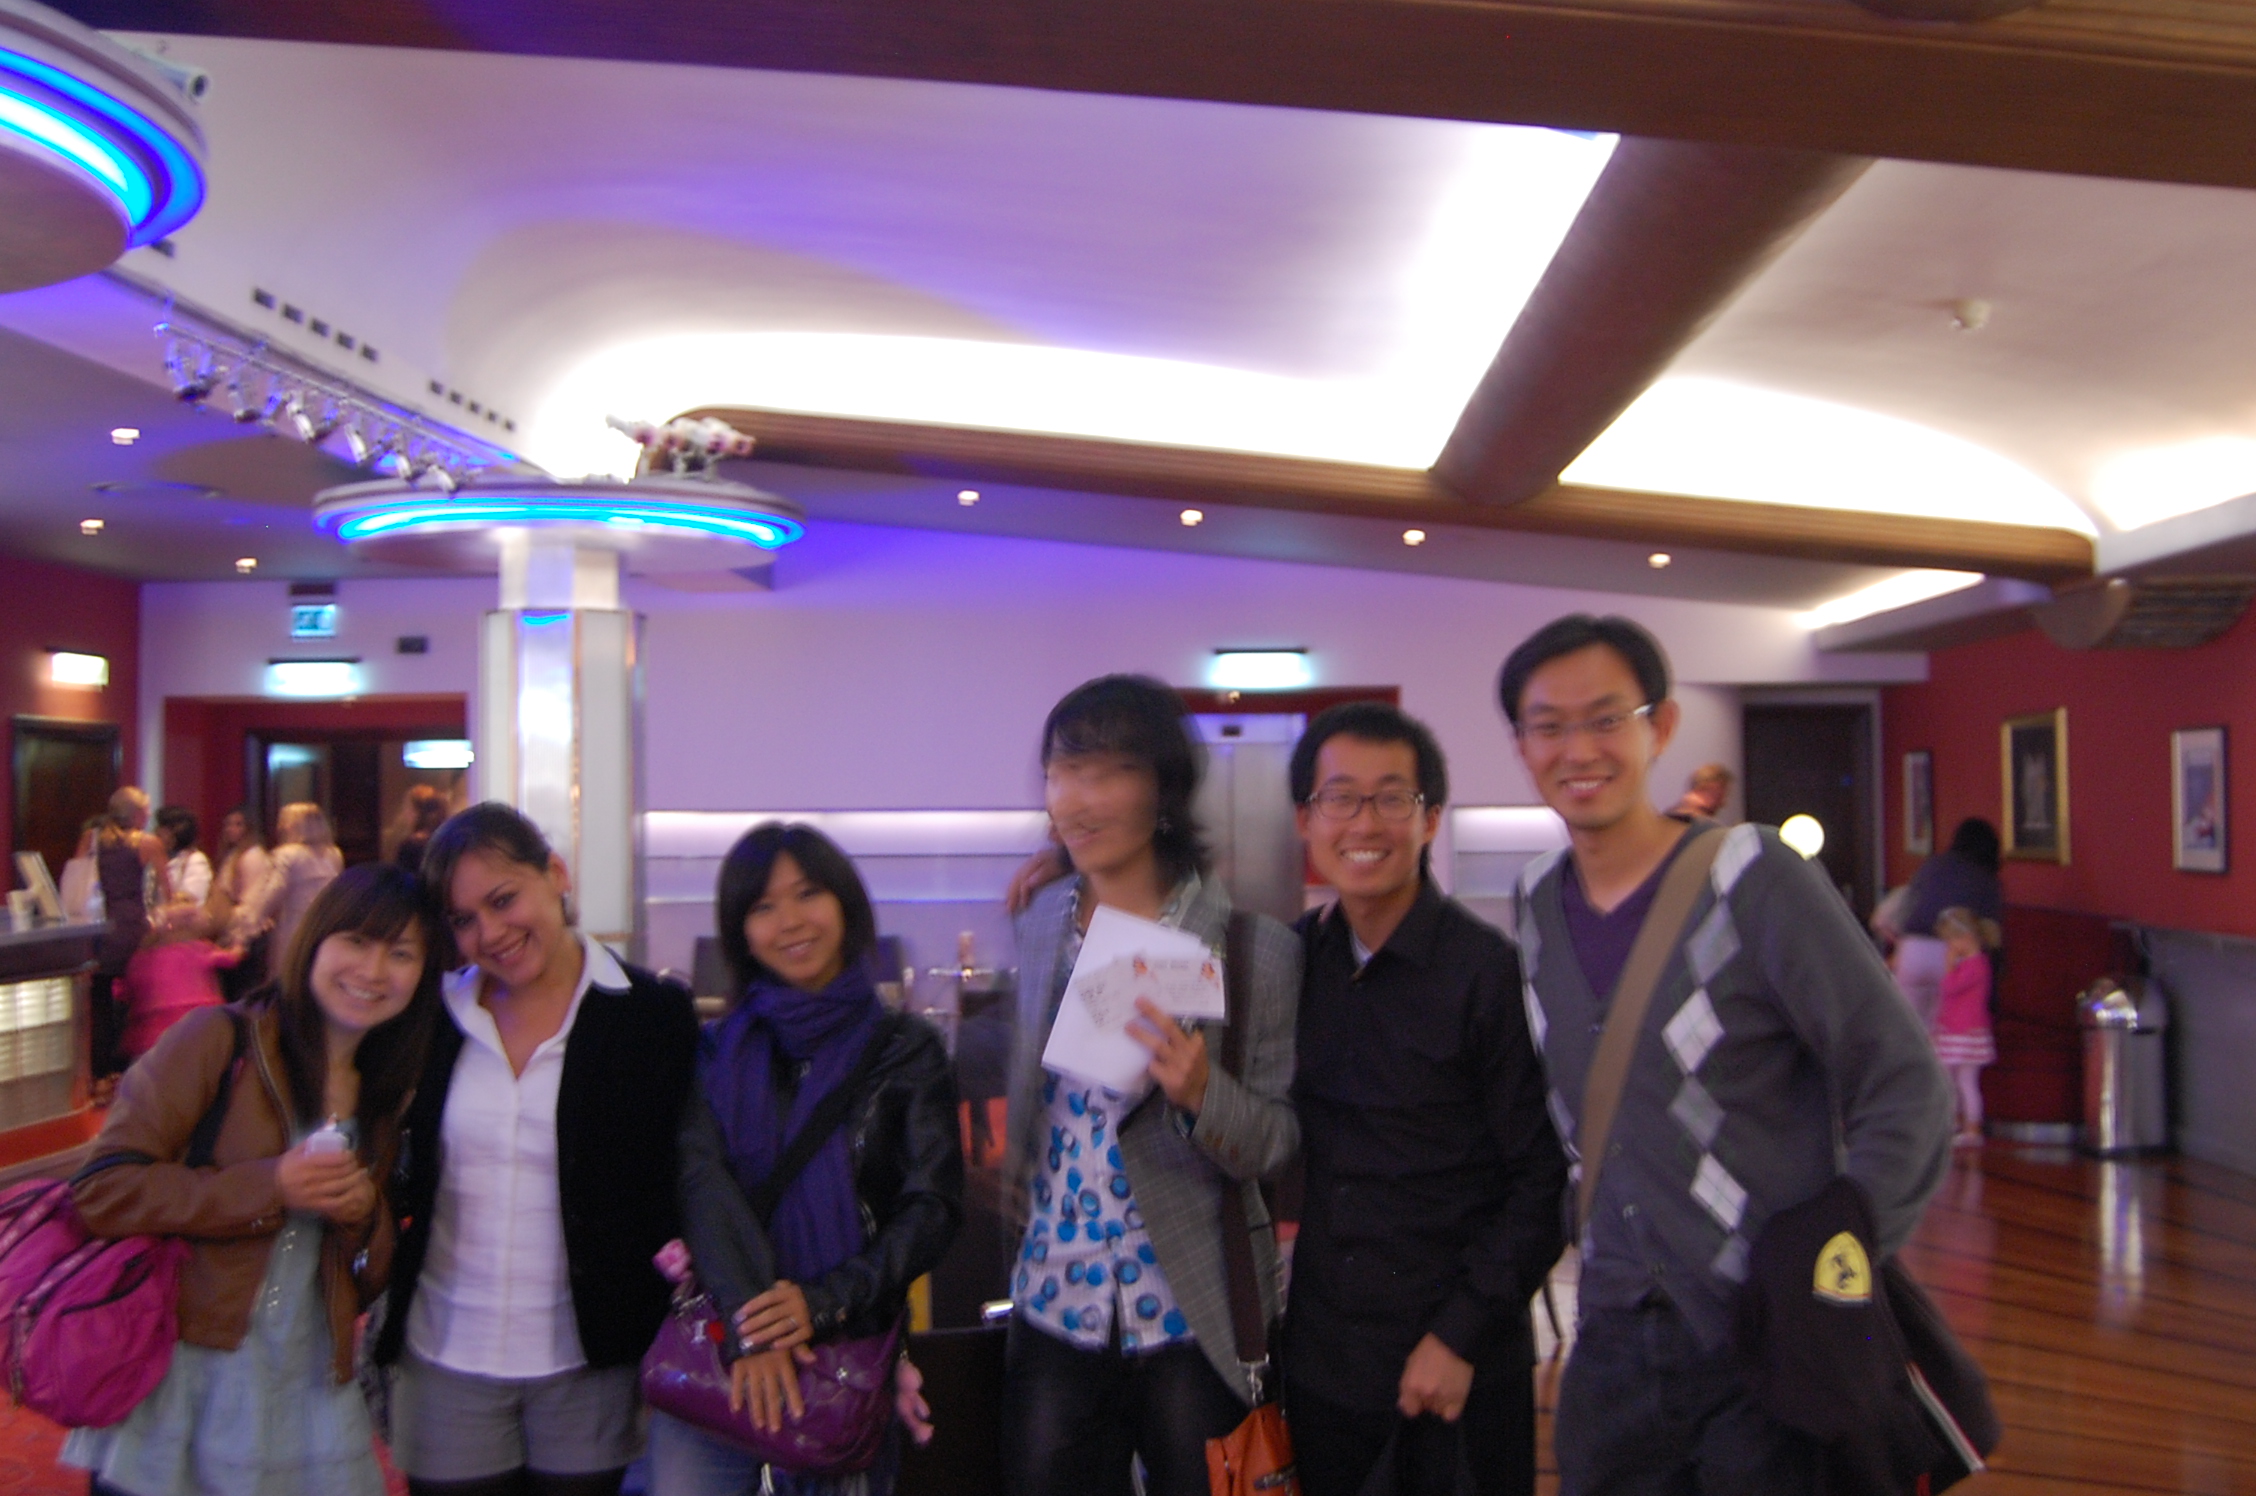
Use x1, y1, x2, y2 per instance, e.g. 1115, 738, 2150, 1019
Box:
376, 803, 697, 1496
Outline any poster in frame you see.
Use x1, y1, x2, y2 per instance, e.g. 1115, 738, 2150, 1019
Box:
2172, 726, 2227, 874
1903, 750, 1934, 857
2001, 710, 2069, 863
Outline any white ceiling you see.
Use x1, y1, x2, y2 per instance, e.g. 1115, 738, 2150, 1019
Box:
6, 31, 2256, 603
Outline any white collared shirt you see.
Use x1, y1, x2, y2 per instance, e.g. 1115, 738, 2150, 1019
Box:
406, 929, 627, 1378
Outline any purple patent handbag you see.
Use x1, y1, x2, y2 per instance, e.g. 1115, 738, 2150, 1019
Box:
640, 1278, 901, 1476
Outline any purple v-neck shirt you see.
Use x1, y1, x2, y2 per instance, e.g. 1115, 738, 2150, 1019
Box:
1558, 828, 1691, 1003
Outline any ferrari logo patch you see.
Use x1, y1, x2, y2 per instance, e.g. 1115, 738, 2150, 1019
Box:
1814, 1231, 1873, 1305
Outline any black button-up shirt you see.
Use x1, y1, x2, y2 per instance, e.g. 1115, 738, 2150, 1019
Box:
1284, 881, 1567, 1409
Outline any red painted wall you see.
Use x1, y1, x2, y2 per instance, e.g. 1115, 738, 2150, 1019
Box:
0, 556, 140, 880
1883, 605, 2256, 938
162, 694, 466, 841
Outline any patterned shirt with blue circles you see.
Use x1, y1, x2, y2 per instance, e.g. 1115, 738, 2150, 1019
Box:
1013, 879, 1199, 1355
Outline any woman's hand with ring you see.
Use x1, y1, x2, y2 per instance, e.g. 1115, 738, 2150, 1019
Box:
737, 1279, 814, 1353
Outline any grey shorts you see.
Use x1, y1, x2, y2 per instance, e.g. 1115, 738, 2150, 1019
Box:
388, 1352, 644, 1480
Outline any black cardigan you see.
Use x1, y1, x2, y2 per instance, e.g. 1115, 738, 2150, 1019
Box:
375, 956, 699, 1369
679, 1012, 964, 1357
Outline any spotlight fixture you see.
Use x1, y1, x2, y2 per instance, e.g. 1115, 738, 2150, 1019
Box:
1648, 552, 1672, 569
140, 293, 521, 485
957, 489, 980, 506
108, 427, 138, 446
1180, 508, 1204, 527
79, 518, 103, 535
234, 556, 257, 573
1403, 528, 1427, 546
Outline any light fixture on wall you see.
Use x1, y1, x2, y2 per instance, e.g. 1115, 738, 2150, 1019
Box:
1209, 649, 1313, 691
403, 739, 474, 770
265, 657, 361, 697
47, 650, 107, 687
1179, 508, 1204, 527
108, 427, 137, 446
1648, 552, 1672, 569
957, 489, 979, 506
0, 2, 206, 292
78, 518, 102, 535
1403, 528, 1427, 547
234, 556, 257, 573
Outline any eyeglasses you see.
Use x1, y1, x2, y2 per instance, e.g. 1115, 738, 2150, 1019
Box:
1516, 703, 1654, 745
1306, 788, 1426, 822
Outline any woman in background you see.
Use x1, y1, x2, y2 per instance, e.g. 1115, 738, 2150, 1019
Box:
242, 804, 343, 978
154, 806, 212, 910
92, 788, 172, 1095
1877, 818, 2003, 1031
393, 786, 451, 875
206, 807, 272, 1000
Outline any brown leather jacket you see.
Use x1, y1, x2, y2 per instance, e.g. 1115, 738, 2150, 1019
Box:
71, 1004, 400, 1384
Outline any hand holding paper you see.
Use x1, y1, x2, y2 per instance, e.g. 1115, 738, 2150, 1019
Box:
1041, 905, 1226, 1093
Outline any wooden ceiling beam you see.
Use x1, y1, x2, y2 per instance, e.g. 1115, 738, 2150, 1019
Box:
56, 0, 2256, 191
1434, 141, 1870, 508
688, 405, 2095, 581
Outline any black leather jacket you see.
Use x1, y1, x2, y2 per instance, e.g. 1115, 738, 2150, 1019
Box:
679, 1012, 964, 1356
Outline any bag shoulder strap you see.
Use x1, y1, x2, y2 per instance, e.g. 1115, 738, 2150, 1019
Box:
71, 1008, 247, 1189
746, 1012, 903, 1225
1575, 828, 1726, 1233
1216, 911, 1269, 1382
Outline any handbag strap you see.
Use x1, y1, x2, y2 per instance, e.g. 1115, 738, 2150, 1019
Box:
1216, 911, 1269, 1388
746, 1013, 903, 1225
1575, 828, 1725, 1233
71, 1008, 247, 1189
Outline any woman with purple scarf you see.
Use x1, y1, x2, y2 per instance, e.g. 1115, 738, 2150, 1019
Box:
652, 822, 964, 1496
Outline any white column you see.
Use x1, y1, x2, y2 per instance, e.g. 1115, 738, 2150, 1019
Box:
471, 533, 644, 955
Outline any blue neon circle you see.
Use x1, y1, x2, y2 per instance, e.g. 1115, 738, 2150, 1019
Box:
321, 495, 806, 550
0, 47, 204, 245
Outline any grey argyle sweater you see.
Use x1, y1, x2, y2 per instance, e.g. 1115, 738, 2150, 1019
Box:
1514, 823, 1952, 1351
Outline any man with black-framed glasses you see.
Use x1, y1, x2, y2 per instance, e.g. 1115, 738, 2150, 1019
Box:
1283, 702, 1565, 1496
1499, 613, 1950, 1495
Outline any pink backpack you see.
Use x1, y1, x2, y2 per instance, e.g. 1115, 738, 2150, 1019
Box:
0, 1012, 244, 1428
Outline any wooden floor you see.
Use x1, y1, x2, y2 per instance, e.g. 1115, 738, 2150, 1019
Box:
1533, 1147, 2256, 1496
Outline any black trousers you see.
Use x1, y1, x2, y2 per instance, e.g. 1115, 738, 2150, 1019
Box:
1000, 1313, 1246, 1496
1554, 1301, 1819, 1496
89, 972, 126, 1079
1285, 1353, 1534, 1496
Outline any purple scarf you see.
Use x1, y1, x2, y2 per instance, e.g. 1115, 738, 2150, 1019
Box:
702, 967, 881, 1283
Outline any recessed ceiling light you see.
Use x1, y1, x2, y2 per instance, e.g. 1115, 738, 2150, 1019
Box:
109, 427, 138, 446
1180, 508, 1204, 527
234, 557, 258, 573
79, 518, 103, 535
957, 489, 979, 506
1403, 528, 1426, 546
1648, 552, 1672, 568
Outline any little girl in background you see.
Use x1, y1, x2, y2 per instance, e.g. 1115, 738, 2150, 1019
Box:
118, 905, 238, 1064
1932, 906, 1999, 1148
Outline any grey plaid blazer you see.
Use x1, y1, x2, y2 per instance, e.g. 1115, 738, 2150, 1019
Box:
1004, 874, 1302, 1403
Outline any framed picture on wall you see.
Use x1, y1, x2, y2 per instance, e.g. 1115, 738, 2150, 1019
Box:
2172, 726, 2227, 874
2002, 710, 2069, 863
1904, 750, 1934, 857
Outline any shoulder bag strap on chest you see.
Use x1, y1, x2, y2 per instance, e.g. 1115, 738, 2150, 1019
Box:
1216, 911, 1269, 1384
1575, 828, 1726, 1234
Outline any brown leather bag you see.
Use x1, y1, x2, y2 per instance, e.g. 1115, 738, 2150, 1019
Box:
1206, 912, 1302, 1496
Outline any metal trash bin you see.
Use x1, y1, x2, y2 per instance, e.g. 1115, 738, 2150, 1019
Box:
2079, 976, 2170, 1154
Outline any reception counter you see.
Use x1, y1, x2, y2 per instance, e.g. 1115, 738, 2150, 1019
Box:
0, 922, 101, 1157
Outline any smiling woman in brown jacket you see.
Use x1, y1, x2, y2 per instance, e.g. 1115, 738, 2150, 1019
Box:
60, 864, 444, 1496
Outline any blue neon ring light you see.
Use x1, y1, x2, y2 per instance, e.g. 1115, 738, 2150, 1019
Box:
318, 492, 807, 551
0, 44, 204, 246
